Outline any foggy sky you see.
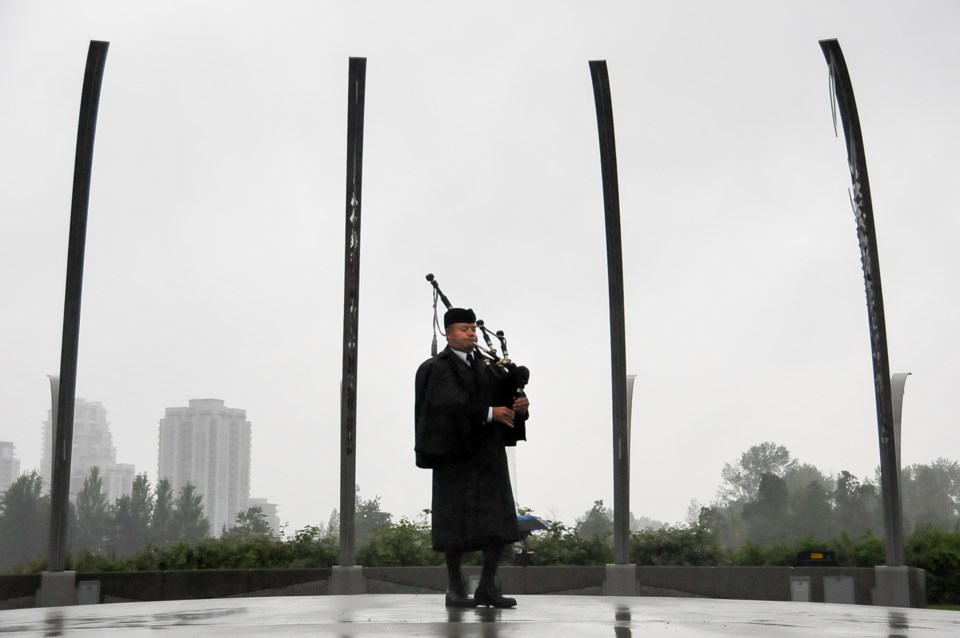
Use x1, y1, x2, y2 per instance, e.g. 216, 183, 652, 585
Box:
1, 0, 958, 534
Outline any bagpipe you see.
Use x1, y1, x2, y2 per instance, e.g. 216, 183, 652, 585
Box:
425, 273, 530, 426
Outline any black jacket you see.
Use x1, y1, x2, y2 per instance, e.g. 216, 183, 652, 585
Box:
414, 347, 526, 468
414, 347, 487, 468
414, 346, 526, 550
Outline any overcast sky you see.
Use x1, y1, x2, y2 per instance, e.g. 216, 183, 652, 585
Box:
2, 1, 958, 534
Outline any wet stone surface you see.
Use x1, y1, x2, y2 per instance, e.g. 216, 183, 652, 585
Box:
0, 595, 958, 637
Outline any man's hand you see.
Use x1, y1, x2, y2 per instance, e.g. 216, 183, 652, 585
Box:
492, 406, 516, 428
513, 396, 529, 415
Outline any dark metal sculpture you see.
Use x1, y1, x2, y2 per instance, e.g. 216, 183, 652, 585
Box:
819, 39, 904, 566
339, 57, 366, 568
47, 40, 110, 573
589, 60, 631, 566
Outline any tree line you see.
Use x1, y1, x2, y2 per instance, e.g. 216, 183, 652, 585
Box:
2, 444, 958, 604
695, 442, 959, 551
0, 468, 270, 572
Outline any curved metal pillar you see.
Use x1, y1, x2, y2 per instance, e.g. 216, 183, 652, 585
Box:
47, 39, 109, 576
588, 60, 631, 568
819, 39, 903, 567
338, 56, 366, 573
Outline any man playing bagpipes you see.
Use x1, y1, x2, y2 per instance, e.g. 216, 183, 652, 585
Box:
415, 301, 530, 609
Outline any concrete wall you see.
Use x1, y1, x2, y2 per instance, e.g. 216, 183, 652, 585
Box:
634, 566, 875, 602
95, 568, 333, 602
0, 573, 40, 610
0, 565, 924, 609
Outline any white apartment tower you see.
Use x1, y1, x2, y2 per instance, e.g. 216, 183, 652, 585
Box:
158, 399, 251, 536
0, 442, 20, 492
41, 398, 135, 503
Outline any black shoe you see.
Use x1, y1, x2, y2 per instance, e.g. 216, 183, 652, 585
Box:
445, 575, 477, 608
474, 584, 517, 608
445, 589, 478, 608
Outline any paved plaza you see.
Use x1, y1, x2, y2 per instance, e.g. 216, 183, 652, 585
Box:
1, 595, 959, 637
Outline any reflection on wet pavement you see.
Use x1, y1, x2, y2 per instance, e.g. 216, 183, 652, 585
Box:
42, 610, 63, 637
614, 604, 632, 638
0, 594, 957, 637
888, 609, 909, 638
443, 606, 503, 637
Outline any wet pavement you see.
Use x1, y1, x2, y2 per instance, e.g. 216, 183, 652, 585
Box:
0, 595, 958, 636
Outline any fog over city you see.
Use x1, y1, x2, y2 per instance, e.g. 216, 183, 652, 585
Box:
1, 1, 958, 535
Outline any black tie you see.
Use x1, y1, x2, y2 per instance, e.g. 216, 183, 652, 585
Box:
466, 352, 479, 375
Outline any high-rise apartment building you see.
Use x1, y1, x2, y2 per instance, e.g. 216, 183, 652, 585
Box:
0, 442, 20, 492
158, 398, 251, 536
41, 398, 135, 503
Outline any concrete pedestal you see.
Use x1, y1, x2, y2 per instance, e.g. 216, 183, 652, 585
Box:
330, 565, 364, 594
874, 566, 910, 607
38, 570, 76, 607
603, 563, 637, 596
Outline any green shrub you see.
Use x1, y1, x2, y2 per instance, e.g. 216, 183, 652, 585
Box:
631, 524, 725, 566
733, 537, 830, 566
73, 548, 119, 572
11, 518, 960, 607
831, 530, 885, 567
906, 528, 960, 605
356, 517, 441, 567
114, 532, 338, 571
525, 520, 613, 566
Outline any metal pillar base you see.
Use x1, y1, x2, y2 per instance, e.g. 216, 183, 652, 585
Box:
874, 566, 911, 607
38, 571, 76, 607
330, 565, 365, 594
603, 564, 637, 596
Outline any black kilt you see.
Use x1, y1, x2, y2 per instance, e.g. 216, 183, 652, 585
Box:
431, 432, 520, 551
415, 347, 523, 551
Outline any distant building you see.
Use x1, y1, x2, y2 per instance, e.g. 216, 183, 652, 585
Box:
248, 497, 281, 535
0, 442, 20, 492
107, 463, 137, 502
41, 398, 135, 503
158, 398, 251, 536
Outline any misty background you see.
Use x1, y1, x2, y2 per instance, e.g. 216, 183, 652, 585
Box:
1, 1, 958, 536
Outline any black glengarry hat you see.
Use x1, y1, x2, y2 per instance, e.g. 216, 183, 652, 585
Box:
443, 307, 476, 328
